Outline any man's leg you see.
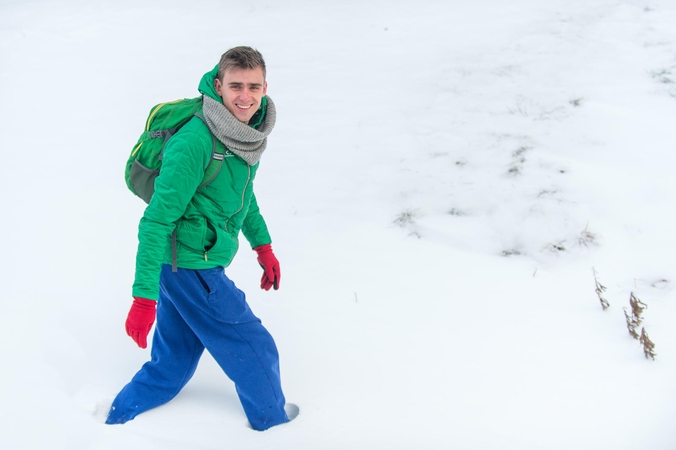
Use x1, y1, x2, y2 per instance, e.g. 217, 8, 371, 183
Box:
169, 266, 289, 431
213, 320, 288, 431
106, 286, 205, 424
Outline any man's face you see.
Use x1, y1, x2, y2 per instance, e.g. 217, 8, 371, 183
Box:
214, 67, 267, 123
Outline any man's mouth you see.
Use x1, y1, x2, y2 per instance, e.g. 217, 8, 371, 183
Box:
236, 104, 252, 110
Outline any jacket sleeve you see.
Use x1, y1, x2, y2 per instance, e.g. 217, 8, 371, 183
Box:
131, 130, 211, 300
242, 192, 272, 249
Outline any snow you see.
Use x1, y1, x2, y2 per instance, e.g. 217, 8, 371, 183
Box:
1, 0, 675, 448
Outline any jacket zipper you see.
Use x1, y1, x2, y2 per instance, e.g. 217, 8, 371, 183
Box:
132, 99, 184, 158
225, 165, 251, 232
145, 99, 183, 131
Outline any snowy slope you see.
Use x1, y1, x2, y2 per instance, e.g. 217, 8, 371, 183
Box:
1, 0, 675, 449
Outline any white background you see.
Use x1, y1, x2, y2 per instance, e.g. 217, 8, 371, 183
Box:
1, 0, 675, 448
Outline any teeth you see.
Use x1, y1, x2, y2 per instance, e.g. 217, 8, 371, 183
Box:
237, 104, 252, 109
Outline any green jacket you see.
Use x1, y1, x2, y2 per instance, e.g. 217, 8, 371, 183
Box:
132, 66, 272, 300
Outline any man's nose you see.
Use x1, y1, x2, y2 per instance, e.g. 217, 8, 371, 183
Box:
239, 88, 252, 101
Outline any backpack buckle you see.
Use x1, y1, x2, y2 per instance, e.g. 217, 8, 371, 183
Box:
150, 130, 166, 139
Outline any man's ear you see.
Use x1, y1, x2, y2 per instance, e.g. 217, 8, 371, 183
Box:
263, 81, 268, 96
214, 78, 222, 97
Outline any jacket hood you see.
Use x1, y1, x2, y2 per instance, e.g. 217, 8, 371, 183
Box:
198, 64, 267, 128
198, 64, 222, 102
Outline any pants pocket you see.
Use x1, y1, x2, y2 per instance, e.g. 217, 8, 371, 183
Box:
197, 268, 258, 324
194, 271, 211, 293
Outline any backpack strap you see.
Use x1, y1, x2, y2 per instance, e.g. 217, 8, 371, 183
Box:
171, 229, 178, 273
194, 113, 224, 190
154, 128, 180, 162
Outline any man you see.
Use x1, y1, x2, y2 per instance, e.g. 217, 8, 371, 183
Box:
106, 47, 297, 431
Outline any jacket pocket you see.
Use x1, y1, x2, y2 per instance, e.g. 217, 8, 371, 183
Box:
176, 216, 207, 254
204, 226, 239, 263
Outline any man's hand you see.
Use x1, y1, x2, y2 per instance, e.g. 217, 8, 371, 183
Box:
254, 244, 281, 291
125, 297, 157, 348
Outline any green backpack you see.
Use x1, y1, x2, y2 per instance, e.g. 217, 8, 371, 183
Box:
125, 96, 223, 203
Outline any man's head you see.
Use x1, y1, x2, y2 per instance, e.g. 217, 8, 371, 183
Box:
214, 46, 268, 124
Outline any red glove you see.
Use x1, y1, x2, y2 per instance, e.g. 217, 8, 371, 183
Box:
125, 297, 157, 349
254, 244, 281, 291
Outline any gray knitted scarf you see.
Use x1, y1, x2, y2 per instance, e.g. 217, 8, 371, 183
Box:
201, 94, 276, 166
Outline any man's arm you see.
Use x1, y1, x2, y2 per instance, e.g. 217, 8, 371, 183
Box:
124, 128, 211, 348
242, 192, 272, 248
242, 192, 280, 291
132, 130, 212, 300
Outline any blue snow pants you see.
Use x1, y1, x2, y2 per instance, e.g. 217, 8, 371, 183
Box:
106, 265, 289, 431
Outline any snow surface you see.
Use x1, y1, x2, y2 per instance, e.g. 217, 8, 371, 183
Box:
1, 0, 676, 448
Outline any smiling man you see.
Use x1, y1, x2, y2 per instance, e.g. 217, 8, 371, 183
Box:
215, 64, 267, 123
106, 47, 297, 431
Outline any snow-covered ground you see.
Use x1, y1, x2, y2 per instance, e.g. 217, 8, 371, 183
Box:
1, 0, 675, 448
